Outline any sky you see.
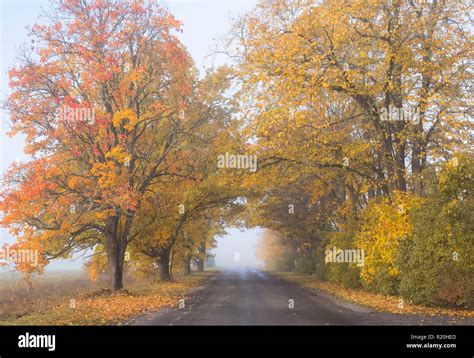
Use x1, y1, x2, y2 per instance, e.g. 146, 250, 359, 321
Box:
0, 0, 262, 271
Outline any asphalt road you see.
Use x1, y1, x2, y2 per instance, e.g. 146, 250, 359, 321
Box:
128, 268, 473, 326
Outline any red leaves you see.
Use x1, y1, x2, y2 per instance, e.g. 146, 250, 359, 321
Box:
90, 0, 104, 10
2, 0, 200, 288
130, 2, 145, 14
53, 22, 62, 32
7, 68, 19, 80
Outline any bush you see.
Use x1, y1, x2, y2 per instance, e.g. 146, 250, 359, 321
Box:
325, 232, 361, 289
294, 254, 317, 275
398, 154, 474, 308
270, 250, 297, 272
355, 192, 421, 295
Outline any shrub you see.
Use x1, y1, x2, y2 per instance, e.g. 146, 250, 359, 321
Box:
398, 154, 474, 308
355, 192, 422, 295
325, 232, 361, 289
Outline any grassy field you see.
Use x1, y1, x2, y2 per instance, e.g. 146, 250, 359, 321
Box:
273, 272, 474, 319
0, 270, 215, 325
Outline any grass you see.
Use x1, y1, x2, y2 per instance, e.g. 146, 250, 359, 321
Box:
0, 270, 215, 325
273, 271, 474, 318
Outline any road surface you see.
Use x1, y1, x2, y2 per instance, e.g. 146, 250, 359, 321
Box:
128, 268, 472, 325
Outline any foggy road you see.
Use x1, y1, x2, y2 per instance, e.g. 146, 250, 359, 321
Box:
128, 269, 472, 326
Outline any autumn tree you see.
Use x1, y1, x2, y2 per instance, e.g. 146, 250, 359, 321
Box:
231, 0, 472, 196
126, 66, 245, 280
227, 0, 473, 306
256, 229, 295, 271
1, 0, 204, 291
173, 210, 225, 275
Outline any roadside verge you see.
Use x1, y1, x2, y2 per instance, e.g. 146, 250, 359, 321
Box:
272, 272, 474, 319
0, 272, 217, 326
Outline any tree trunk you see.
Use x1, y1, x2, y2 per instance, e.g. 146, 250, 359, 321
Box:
157, 247, 171, 281
412, 147, 423, 195
183, 257, 191, 275
197, 259, 204, 272
197, 242, 206, 272
108, 239, 125, 291
169, 249, 174, 281
411, 118, 424, 195
395, 141, 407, 192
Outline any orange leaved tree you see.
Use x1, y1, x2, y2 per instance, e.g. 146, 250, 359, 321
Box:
1, 0, 198, 291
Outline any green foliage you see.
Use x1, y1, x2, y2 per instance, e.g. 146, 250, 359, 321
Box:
294, 254, 317, 276
325, 232, 362, 289
271, 250, 297, 272
398, 154, 474, 308
362, 266, 400, 296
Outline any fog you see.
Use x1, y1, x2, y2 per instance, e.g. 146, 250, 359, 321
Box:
212, 228, 263, 269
